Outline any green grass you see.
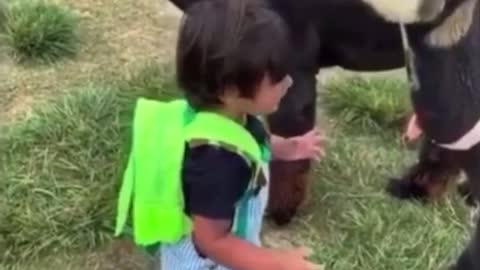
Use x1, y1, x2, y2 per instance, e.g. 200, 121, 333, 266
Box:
0, 62, 180, 266
322, 77, 412, 135
0, 0, 6, 31
3, 0, 80, 64
0, 72, 473, 269
303, 77, 471, 269
306, 129, 469, 269
0, 85, 131, 264
117, 61, 181, 100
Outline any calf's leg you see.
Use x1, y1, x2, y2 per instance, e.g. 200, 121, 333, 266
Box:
452, 146, 480, 270
266, 69, 317, 226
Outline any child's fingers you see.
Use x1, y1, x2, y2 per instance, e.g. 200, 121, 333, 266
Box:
313, 151, 325, 162
315, 136, 328, 145
404, 114, 422, 141
293, 246, 313, 257
306, 262, 324, 270
296, 247, 323, 270
291, 247, 323, 270
312, 146, 323, 155
312, 131, 328, 140
312, 138, 328, 150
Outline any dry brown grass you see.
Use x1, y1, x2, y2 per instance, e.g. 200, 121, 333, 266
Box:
1, 1, 180, 267
1, 0, 181, 122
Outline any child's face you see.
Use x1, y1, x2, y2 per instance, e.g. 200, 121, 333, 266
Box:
243, 74, 293, 115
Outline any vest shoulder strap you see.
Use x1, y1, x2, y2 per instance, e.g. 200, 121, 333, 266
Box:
184, 112, 263, 163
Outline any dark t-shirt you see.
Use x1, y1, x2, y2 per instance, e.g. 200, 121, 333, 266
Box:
181, 115, 268, 221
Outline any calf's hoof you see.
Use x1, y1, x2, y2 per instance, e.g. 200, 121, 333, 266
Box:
385, 177, 430, 202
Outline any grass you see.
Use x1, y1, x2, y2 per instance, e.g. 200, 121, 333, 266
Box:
117, 61, 181, 100
0, 0, 6, 31
0, 62, 180, 266
0, 0, 472, 268
300, 77, 471, 269
322, 77, 412, 135
0, 85, 131, 264
0, 66, 473, 270
3, 0, 80, 64
307, 130, 469, 270
0, 0, 180, 124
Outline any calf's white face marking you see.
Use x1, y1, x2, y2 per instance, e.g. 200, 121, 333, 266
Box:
361, 0, 444, 23
425, 0, 477, 48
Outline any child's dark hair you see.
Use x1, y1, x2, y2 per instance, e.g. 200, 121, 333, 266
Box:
176, 0, 290, 109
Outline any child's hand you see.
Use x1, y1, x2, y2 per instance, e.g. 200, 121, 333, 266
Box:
277, 247, 323, 270
270, 127, 326, 162
403, 113, 423, 142
292, 127, 326, 161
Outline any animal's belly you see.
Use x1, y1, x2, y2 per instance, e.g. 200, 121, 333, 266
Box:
331, 43, 405, 71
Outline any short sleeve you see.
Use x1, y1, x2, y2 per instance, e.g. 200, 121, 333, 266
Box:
182, 144, 251, 220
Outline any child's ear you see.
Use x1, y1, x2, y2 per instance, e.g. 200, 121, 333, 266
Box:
219, 86, 240, 105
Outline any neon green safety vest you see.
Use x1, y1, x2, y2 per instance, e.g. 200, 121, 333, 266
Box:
114, 97, 270, 247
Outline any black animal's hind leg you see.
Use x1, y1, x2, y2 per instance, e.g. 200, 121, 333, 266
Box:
458, 173, 477, 207
386, 140, 460, 202
452, 146, 480, 270
455, 173, 480, 228
454, 223, 479, 270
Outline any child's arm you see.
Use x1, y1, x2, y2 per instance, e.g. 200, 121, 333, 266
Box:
183, 145, 321, 270
192, 215, 321, 270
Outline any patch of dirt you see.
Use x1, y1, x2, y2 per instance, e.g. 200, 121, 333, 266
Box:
262, 224, 302, 249
262, 212, 324, 248
1, 0, 182, 122
3, 87, 35, 120
14, 239, 151, 270
85, 239, 152, 270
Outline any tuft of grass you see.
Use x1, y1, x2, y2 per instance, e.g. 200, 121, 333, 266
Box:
117, 61, 182, 101
3, 0, 80, 64
322, 77, 412, 134
0, 0, 6, 32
